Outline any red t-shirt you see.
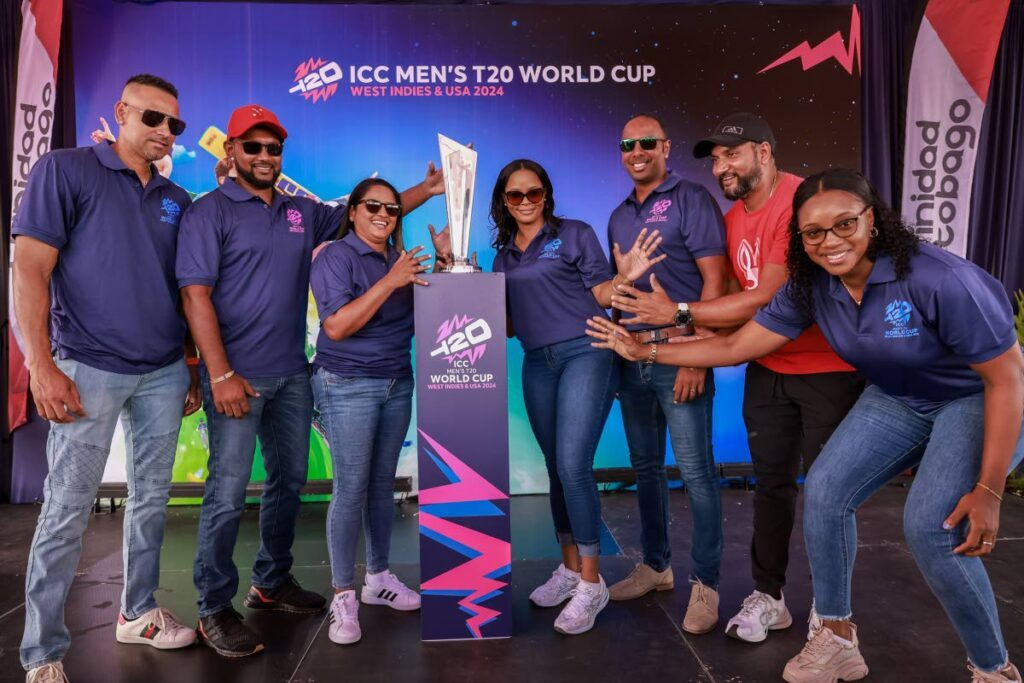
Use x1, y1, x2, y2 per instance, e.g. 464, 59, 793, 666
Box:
725, 171, 854, 375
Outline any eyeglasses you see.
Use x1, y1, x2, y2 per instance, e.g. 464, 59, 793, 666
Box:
239, 141, 284, 157
504, 188, 545, 206
356, 199, 401, 217
619, 137, 666, 153
120, 102, 186, 136
798, 206, 871, 245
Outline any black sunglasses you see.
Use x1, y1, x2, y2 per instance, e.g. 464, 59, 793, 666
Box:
120, 102, 186, 136
505, 188, 545, 206
357, 199, 401, 217
240, 141, 284, 157
619, 137, 666, 152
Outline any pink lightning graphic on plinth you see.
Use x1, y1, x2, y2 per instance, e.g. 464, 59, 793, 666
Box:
418, 429, 510, 638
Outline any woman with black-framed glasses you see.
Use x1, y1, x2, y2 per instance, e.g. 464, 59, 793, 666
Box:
488, 158, 665, 635
309, 177, 441, 646
587, 168, 1024, 683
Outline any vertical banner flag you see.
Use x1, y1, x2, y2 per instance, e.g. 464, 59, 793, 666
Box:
415, 273, 512, 641
901, 0, 1009, 256
8, 0, 64, 432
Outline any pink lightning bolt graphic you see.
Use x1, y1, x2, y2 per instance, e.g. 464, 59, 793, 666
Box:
760, 6, 861, 75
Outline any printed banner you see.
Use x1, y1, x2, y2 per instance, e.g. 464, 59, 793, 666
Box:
8, 0, 64, 433
901, 0, 1010, 255
415, 273, 512, 640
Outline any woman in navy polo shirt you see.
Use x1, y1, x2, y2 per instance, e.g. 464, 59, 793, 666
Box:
310, 178, 433, 646
586, 168, 1024, 682
490, 159, 664, 636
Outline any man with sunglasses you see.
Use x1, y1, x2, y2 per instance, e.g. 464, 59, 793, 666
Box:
604, 114, 729, 635
175, 104, 445, 658
14, 74, 200, 683
612, 112, 861, 643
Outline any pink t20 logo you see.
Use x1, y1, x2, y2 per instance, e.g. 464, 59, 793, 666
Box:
430, 315, 492, 365
646, 198, 672, 223
286, 208, 305, 233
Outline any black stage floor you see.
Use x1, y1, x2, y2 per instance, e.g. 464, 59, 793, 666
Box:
1, 484, 1022, 682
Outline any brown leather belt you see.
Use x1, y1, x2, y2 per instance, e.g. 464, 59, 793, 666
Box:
631, 326, 691, 344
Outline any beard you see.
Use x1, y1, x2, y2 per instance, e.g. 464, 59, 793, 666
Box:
236, 164, 280, 190
720, 163, 763, 201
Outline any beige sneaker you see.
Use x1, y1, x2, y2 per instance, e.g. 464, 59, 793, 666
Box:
26, 662, 68, 683
783, 623, 869, 683
971, 663, 1022, 682
681, 579, 719, 634
608, 563, 674, 601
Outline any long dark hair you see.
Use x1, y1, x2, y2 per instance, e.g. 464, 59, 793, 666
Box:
338, 177, 404, 251
786, 168, 920, 317
489, 159, 562, 249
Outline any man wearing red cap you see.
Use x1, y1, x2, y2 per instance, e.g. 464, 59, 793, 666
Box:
175, 104, 444, 657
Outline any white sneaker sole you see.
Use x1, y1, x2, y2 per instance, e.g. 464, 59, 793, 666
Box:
726, 609, 794, 643
782, 658, 868, 683
553, 590, 609, 636
328, 629, 362, 645
115, 632, 197, 649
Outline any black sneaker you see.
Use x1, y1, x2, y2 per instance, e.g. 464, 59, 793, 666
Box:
197, 607, 264, 658
244, 576, 326, 614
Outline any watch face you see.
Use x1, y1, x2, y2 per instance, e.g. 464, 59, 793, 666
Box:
674, 308, 691, 327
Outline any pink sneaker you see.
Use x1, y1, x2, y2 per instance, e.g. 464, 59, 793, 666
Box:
783, 623, 869, 683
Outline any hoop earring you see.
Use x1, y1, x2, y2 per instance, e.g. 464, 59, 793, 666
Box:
870, 227, 879, 238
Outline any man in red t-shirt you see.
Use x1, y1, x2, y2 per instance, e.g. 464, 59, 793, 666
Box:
611, 112, 862, 644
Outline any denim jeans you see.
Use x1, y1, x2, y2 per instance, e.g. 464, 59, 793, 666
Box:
193, 369, 312, 617
804, 384, 1024, 672
618, 361, 721, 587
21, 358, 189, 670
522, 336, 618, 557
311, 370, 413, 589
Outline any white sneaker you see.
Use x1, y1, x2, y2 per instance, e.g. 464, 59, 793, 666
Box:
26, 663, 68, 683
328, 590, 361, 645
530, 564, 581, 607
361, 570, 421, 611
725, 590, 793, 643
553, 576, 609, 635
115, 607, 197, 649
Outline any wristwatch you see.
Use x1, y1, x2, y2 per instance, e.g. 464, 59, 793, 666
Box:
673, 302, 693, 328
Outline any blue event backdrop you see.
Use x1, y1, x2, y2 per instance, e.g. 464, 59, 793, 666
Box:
70, 0, 860, 494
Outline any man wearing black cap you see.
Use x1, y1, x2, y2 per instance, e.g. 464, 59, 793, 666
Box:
612, 112, 861, 643
176, 104, 444, 657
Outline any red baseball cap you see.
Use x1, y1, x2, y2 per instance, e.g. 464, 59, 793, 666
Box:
226, 104, 288, 141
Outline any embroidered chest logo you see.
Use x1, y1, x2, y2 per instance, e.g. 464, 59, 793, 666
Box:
286, 208, 305, 233
539, 238, 563, 259
160, 198, 181, 225
646, 199, 672, 224
883, 299, 919, 339
735, 238, 761, 289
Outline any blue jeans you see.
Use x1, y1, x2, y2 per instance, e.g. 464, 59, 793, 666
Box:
193, 369, 312, 617
618, 361, 721, 587
804, 385, 1024, 672
21, 358, 189, 670
522, 336, 618, 558
311, 370, 413, 589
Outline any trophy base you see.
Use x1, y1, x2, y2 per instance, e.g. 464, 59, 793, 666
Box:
444, 263, 482, 273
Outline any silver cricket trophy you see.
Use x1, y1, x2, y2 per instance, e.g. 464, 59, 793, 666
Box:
438, 134, 480, 273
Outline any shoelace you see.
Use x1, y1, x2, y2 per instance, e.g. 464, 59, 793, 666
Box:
969, 664, 1016, 682
561, 586, 601, 620
331, 593, 357, 622
376, 571, 413, 597
32, 664, 69, 683
801, 628, 839, 660
691, 583, 713, 607
152, 608, 185, 636
736, 592, 770, 619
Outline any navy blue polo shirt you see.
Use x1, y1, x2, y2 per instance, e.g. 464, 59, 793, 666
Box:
12, 142, 191, 374
175, 178, 344, 378
753, 243, 1017, 412
607, 172, 726, 331
492, 219, 611, 351
310, 231, 415, 378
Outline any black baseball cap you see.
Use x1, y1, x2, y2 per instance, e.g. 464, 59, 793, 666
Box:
693, 112, 776, 158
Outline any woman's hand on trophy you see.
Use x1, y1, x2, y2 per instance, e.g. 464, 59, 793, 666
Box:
586, 316, 646, 361
428, 223, 453, 270
385, 245, 432, 288
423, 161, 446, 197
612, 228, 666, 284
